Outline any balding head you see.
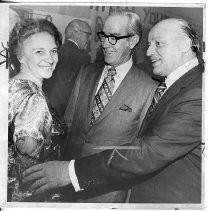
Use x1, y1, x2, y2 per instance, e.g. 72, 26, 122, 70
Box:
153, 18, 199, 54
65, 19, 92, 50
146, 18, 199, 77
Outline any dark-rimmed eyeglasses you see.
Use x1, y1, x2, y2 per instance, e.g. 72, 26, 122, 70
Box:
97, 31, 134, 45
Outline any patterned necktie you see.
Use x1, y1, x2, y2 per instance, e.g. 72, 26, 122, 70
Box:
90, 67, 117, 126
150, 81, 167, 111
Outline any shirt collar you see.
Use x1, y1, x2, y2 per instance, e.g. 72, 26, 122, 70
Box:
106, 56, 133, 76
165, 57, 199, 88
67, 39, 79, 48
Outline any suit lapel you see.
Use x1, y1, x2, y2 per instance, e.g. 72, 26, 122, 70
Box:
67, 40, 79, 49
94, 65, 142, 124
140, 64, 203, 133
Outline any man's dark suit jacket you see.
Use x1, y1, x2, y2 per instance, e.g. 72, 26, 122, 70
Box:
74, 63, 203, 203
43, 40, 91, 118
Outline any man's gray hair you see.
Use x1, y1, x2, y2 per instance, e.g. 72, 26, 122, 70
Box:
177, 19, 200, 54
65, 19, 91, 41
109, 9, 143, 41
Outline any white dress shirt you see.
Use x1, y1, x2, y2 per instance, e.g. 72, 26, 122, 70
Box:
165, 57, 199, 89
96, 57, 133, 94
157, 57, 199, 98
69, 57, 133, 191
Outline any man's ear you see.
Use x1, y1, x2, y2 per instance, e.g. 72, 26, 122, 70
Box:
180, 36, 192, 53
18, 55, 25, 64
17, 54, 23, 63
129, 35, 140, 49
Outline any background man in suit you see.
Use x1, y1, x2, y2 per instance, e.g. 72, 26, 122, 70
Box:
62, 10, 157, 202
23, 18, 203, 203
43, 19, 92, 118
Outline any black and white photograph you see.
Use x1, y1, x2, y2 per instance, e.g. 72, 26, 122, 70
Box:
0, 0, 208, 210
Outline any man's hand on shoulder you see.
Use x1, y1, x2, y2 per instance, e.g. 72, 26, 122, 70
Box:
22, 161, 71, 195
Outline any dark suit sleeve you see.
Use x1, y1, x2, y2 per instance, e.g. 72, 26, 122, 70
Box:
74, 86, 202, 192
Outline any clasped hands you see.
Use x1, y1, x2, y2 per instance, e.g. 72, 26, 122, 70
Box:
22, 161, 71, 195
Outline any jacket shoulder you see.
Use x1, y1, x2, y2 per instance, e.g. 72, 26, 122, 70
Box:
133, 64, 158, 86
81, 62, 104, 72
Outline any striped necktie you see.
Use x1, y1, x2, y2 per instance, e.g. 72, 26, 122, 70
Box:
150, 81, 167, 111
90, 67, 117, 126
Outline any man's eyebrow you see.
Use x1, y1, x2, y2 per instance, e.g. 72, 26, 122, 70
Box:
110, 33, 121, 36
32, 48, 44, 50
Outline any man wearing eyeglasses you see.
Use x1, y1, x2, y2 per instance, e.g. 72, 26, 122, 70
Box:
43, 19, 92, 118
63, 10, 158, 202
23, 10, 157, 202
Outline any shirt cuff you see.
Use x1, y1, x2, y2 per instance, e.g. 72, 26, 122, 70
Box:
69, 160, 83, 192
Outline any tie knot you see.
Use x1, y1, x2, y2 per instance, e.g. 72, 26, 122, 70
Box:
107, 66, 117, 77
158, 81, 167, 90
155, 81, 167, 97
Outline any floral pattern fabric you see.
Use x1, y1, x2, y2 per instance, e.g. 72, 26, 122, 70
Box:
8, 79, 66, 202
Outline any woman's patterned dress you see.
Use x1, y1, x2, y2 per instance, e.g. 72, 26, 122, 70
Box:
8, 79, 66, 202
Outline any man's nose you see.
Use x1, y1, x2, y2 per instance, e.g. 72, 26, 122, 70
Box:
102, 37, 111, 48
146, 44, 155, 57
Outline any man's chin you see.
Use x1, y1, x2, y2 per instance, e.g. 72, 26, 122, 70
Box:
104, 58, 115, 66
153, 68, 162, 77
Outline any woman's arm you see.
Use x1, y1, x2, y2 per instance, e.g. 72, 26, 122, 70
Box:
16, 136, 38, 156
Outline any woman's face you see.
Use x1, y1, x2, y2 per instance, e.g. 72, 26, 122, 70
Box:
20, 32, 58, 80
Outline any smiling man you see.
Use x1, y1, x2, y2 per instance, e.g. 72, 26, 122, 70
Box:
60, 10, 157, 202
